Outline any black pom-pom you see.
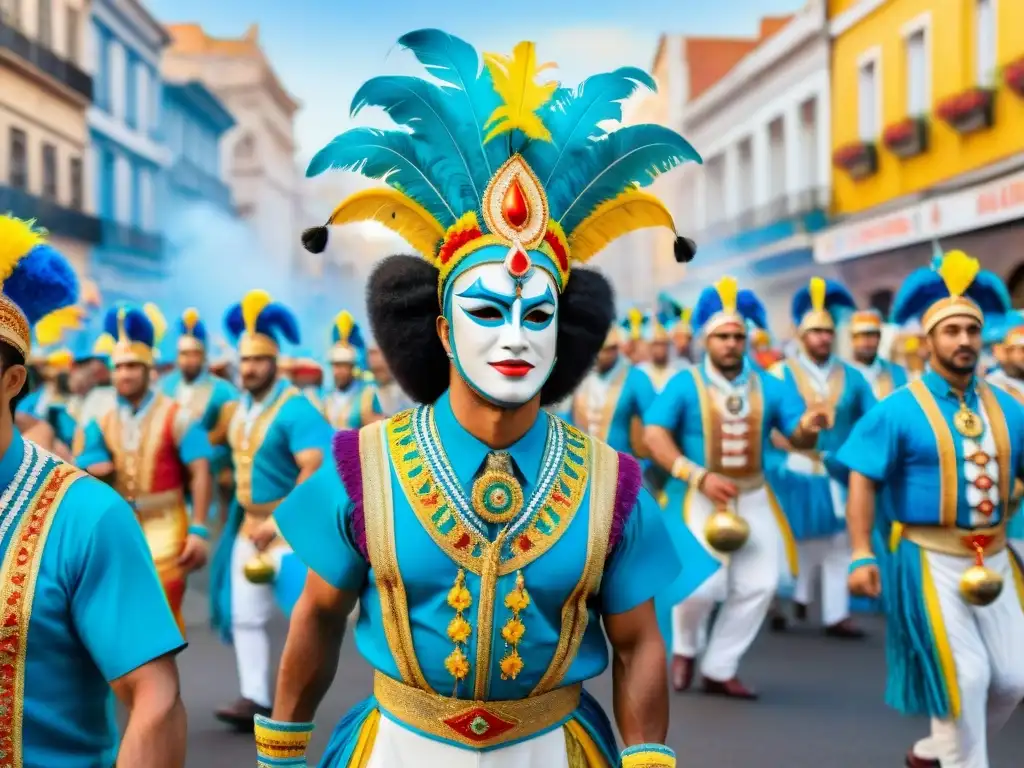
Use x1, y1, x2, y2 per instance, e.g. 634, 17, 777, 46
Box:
674, 236, 697, 263
301, 226, 329, 254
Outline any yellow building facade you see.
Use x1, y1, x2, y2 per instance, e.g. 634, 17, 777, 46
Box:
829, 0, 1024, 216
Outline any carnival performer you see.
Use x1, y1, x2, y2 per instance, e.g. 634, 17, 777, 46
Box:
769, 277, 875, 637
255, 28, 708, 768
77, 303, 214, 632
849, 308, 909, 398
837, 250, 1024, 768
0, 215, 186, 766
290, 354, 325, 409
659, 295, 694, 364
639, 311, 683, 393
645, 277, 822, 699
322, 309, 374, 429
986, 321, 1024, 557
70, 332, 116, 455
210, 289, 333, 730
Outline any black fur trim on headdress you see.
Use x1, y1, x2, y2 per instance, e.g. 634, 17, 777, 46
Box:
366, 257, 616, 407
674, 236, 697, 263
301, 226, 329, 254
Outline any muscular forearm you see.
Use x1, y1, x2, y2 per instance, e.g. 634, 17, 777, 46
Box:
643, 426, 682, 475
117, 688, 187, 768
188, 462, 212, 526
611, 630, 669, 746
273, 593, 347, 722
787, 421, 819, 451
847, 471, 877, 554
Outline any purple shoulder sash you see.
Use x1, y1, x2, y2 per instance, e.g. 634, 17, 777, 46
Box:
332, 429, 369, 560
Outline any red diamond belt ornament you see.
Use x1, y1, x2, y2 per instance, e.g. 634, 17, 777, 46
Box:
444, 706, 520, 743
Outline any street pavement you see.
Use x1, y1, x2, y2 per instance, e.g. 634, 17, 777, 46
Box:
175, 590, 1023, 767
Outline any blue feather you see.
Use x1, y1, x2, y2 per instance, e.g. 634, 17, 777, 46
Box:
737, 289, 768, 330
350, 76, 485, 211
971, 270, 1013, 316
348, 324, 366, 350
397, 29, 505, 188
890, 268, 1011, 326
3, 243, 79, 325
223, 304, 245, 342
305, 127, 460, 226
177, 318, 208, 343
102, 305, 154, 347
548, 124, 702, 233
525, 67, 657, 186
691, 287, 723, 331
258, 304, 301, 346
790, 279, 856, 325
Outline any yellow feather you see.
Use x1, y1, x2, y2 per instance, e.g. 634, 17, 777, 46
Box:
938, 249, 980, 298
482, 41, 558, 144
143, 303, 167, 344
328, 188, 445, 261
809, 277, 827, 312
715, 276, 738, 315
334, 310, 354, 345
626, 307, 644, 339
182, 307, 201, 333
0, 215, 43, 286
93, 333, 115, 356
568, 189, 675, 263
46, 348, 73, 368
34, 306, 84, 346
680, 307, 692, 325
241, 290, 273, 336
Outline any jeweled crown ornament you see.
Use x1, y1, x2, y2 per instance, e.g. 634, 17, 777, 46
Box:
959, 535, 1003, 607
301, 29, 701, 302
704, 506, 750, 554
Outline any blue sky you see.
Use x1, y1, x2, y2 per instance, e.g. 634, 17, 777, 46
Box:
148, 0, 804, 161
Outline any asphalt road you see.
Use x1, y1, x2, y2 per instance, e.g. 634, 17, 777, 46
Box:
174, 590, 1023, 767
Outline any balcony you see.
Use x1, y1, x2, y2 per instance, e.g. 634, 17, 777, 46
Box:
99, 219, 164, 258
699, 187, 831, 244
0, 184, 101, 243
167, 159, 233, 210
0, 20, 92, 102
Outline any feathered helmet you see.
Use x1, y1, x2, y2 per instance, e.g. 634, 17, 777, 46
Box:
620, 308, 648, 342
328, 310, 365, 365
1001, 310, 1024, 348
177, 307, 207, 353
90, 332, 115, 366
891, 249, 1011, 332
223, 289, 300, 358
648, 311, 672, 344
658, 293, 692, 340
0, 216, 79, 358
849, 307, 884, 336
692, 277, 767, 336
103, 303, 166, 367
302, 29, 700, 307
791, 277, 856, 334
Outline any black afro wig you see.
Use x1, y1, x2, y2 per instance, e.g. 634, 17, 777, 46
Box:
366, 255, 615, 406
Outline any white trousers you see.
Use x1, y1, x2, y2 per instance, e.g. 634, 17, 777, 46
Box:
230, 535, 282, 708
793, 479, 850, 626
671, 486, 780, 680
367, 715, 569, 768
909, 549, 1024, 768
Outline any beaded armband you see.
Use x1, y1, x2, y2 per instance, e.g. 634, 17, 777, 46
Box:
671, 456, 705, 487
254, 715, 314, 766
621, 743, 677, 767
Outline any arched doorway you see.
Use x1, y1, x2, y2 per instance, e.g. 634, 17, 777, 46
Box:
1008, 263, 1024, 308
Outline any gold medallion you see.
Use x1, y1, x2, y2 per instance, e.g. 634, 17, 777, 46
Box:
724, 395, 744, 415
471, 452, 525, 525
953, 407, 983, 439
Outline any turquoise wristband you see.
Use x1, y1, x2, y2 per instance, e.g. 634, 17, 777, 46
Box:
849, 556, 877, 575
254, 715, 313, 765
621, 743, 676, 767
187, 524, 210, 540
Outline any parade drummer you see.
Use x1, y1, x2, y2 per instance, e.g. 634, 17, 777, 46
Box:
77, 303, 214, 633
209, 289, 333, 730
322, 309, 375, 429
838, 249, 1024, 768
768, 277, 875, 638
254, 28, 713, 768
849, 308, 909, 399
0, 215, 187, 766
645, 277, 824, 700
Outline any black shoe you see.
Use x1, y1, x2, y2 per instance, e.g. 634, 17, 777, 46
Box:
215, 698, 272, 732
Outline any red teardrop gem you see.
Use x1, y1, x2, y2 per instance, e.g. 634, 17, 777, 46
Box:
976, 499, 995, 516
502, 180, 529, 229
509, 248, 530, 277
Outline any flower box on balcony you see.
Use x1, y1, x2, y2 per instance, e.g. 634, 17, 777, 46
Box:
936, 87, 995, 135
883, 117, 928, 159
832, 141, 878, 181
1005, 56, 1024, 98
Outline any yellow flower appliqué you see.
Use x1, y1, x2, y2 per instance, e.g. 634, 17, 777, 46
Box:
447, 616, 472, 644
446, 569, 473, 690
448, 583, 472, 612
445, 647, 470, 680
500, 571, 530, 681
501, 617, 525, 645
500, 652, 524, 680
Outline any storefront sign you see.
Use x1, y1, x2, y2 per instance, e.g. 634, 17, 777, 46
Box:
813, 165, 1024, 263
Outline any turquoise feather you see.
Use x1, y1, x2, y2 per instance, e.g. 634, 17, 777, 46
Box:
350, 75, 485, 212
548, 124, 702, 233
526, 67, 657, 186
305, 127, 460, 225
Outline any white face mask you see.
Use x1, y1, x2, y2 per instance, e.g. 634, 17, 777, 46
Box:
448, 261, 559, 407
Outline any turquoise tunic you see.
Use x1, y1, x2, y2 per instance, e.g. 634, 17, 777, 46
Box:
570, 360, 655, 456
835, 371, 1024, 717
766, 356, 876, 540
321, 380, 374, 429
0, 431, 185, 765
275, 392, 717, 761
158, 370, 239, 476
210, 379, 334, 641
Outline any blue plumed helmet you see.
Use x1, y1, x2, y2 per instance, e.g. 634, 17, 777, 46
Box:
0, 215, 79, 357
328, 309, 365, 364
692, 276, 768, 335
619, 307, 649, 342
891, 249, 1010, 332
102, 303, 166, 366
791, 277, 856, 333
302, 29, 700, 308
223, 289, 300, 358
177, 307, 208, 352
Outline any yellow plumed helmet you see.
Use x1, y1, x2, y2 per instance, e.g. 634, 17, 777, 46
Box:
334, 310, 355, 345
142, 303, 167, 344
181, 307, 201, 333
34, 306, 85, 347
92, 333, 115, 356
241, 289, 273, 335
45, 347, 73, 368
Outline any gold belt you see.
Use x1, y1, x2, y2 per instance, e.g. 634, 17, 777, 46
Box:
900, 523, 1006, 558
373, 671, 581, 750
132, 489, 186, 515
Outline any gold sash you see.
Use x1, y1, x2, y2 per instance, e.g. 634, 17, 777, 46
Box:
229, 385, 300, 509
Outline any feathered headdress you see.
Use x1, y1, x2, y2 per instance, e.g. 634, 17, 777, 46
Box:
849, 307, 884, 335
0, 215, 79, 357
692, 276, 767, 335
223, 289, 300, 358
329, 309, 365, 364
177, 307, 207, 352
999, 310, 1024, 347
649, 310, 672, 343
791, 277, 856, 333
302, 29, 700, 303
657, 293, 693, 338
890, 249, 1011, 332
102, 303, 166, 366
89, 332, 115, 365
619, 307, 648, 341
44, 347, 74, 370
